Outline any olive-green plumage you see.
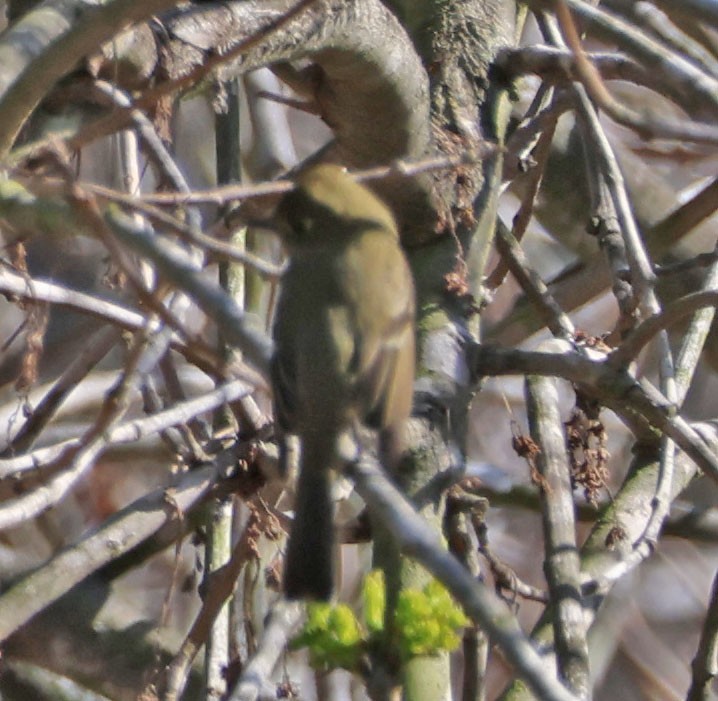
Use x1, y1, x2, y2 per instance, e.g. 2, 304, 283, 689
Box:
271, 164, 416, 600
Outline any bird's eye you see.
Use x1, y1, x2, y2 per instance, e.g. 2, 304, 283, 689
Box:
297, 216, 314, 235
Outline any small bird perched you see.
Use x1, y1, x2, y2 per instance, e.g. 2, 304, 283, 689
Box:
271, 164, 416, 600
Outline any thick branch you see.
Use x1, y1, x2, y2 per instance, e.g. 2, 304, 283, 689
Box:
0, 0, 183, 155
347, 454, 579, 701
0, 464, 221, 641
95, 0, 437, 241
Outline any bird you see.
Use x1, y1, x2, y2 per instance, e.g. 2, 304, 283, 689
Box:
270, 163, 416, 600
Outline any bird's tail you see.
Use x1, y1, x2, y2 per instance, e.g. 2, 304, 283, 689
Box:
283, 435, 335, 600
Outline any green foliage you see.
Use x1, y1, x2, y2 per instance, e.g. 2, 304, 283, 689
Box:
394, 579, 469, 658
363, 569, 386, 634
290, 570, 469, 672
290, 602, 363, 670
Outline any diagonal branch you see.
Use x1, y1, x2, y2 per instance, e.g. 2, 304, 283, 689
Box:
347, 454, 579, 701
0, 0, 183, 155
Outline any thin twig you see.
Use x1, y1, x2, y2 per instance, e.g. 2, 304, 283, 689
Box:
546, 0, 718, 117
526, 373, 589, 697
105, 209, 274, 377
687, 567, 718, 701
487, 101, 558, 291
629, 1, 718, 79
653, 0, 718, 25
162, 505, 265, 701
93, 149, 501, 208
608, 290, 718, 367
91, 79, 203, 234
346, 454, 579, 701
492, 220, 575, 340
474, 344, 718, 483
0, 379, 252, 479
347, 456, 576, 701
0, 333, 151, 530
227, 600, 303, 701
17, 0, 323, 159
0, 462, 223, 642
0, 326, 121, 456
673, 248, 718, 405
0, 264, 147, 331
552, 0, 718, 143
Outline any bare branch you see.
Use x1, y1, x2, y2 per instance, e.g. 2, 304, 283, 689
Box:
1, 326, 121, 455
608, 290, 718, 366
0, 462, 222, 642
103, 209, 274, 378
526, 374, 589, 697
0, 379, 253, 479
687, 567, 718, 701
0, 0, 183, 155
347, 453, 579, 701
474, 343, 718, 483
539, 0, 718, 118
493, 220, 575, 340
227, 600, 303, 701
